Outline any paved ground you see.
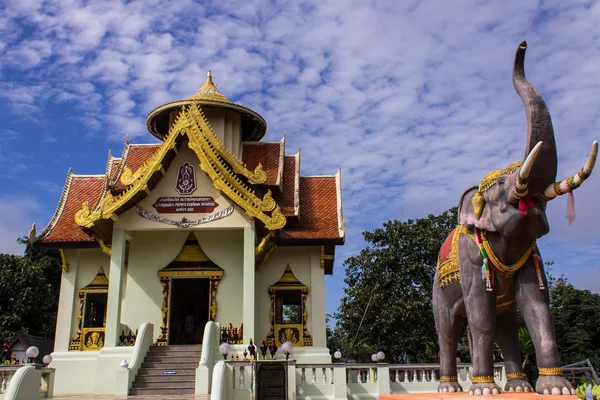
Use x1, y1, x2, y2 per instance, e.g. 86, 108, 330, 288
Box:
53, 396, 210, 399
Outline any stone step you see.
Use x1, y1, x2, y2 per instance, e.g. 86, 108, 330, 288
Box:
132, 379, 195, 389
144, 355, 201, 363
129, 387, 196, 396
147, 349, 202, 357
149, 345, 202, 351
138, 367, 196, 376
135, 374, 195, 382
141, 361, 199, 369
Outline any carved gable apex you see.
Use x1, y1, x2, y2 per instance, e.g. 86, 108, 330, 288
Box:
115, 142, 253, 230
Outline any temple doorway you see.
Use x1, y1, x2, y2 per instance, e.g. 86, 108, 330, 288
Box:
168, 278, 210, 345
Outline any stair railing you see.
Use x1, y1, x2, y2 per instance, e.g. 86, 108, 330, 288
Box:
196, 321, 220, 395
114, 322, 154, 396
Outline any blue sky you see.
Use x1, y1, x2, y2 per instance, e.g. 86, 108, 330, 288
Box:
1, 0, 600, 320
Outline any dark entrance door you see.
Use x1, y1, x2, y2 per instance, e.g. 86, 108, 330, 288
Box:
168, 278, 210, 345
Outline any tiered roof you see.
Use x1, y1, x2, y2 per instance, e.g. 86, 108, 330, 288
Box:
32, 73, 344, 273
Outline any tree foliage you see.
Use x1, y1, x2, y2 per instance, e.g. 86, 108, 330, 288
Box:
332, 207, 457, 363
549, 275, 600, 365
0, 239, 61, 342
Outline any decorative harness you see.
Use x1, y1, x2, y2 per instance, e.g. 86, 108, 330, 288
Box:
437, 225, 545, 291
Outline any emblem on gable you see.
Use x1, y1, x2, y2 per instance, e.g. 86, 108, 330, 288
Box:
176, 162, 196, 195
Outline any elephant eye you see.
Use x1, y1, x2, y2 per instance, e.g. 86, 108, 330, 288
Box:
498, 178, 505, 185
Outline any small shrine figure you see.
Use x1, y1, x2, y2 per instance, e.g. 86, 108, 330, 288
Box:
260, 338, 268, 360
119, 330, 126, 346
86, 300, 97, 327
248, 338, 256, 360
233, 328, 239, 344
221, 326, 229, 343
269, 341, 278, 359
243, 349, 248, 360
126, 330, 132, 345
11, 354, 18, 364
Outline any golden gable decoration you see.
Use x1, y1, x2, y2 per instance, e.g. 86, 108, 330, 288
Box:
74, 104, 285, 231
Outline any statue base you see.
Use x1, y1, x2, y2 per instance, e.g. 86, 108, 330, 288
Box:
381, 393, 576, 399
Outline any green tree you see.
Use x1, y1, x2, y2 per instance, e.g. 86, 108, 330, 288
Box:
549, 276, 600, 365
0, 238, 62, 342
0, 254, 57, 340
333, 207, 457, 363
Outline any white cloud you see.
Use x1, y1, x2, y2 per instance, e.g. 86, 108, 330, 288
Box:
0, 0, 599, 313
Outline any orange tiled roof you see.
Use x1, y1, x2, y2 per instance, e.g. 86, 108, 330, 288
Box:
38, 174, 105, 244
112, 144, 161, 191
274, 154, 299, 216
242, 141, 283, 186
35, 139, 343, 246
280, 176, 343, 241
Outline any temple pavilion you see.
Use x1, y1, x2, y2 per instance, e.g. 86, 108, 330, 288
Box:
30, 71, 345, 396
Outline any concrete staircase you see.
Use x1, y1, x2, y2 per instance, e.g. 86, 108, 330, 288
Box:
129, 345, 202, 396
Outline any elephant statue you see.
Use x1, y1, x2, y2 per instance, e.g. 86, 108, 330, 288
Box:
433, 41, 598, 396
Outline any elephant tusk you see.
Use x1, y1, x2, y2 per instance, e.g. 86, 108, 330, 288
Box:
514, 141, 543, 199
544, 141, 598, 199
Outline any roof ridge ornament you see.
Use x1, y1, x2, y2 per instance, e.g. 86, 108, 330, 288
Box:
188, 70, 232, 104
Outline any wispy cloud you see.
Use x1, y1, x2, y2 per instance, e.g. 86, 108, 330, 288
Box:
0, 0, 599, 313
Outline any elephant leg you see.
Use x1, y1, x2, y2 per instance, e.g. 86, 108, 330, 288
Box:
515, 263, 574, 395
495, 309, 533, 393
434, 301, 465, 393
461, 267, 502, 395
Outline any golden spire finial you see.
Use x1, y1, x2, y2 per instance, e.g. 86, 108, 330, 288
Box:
188, 70, 231, 103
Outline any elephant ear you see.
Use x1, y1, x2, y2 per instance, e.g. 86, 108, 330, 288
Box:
458, 186, 496, 231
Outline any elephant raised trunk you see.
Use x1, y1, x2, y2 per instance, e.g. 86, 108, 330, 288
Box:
513, 41, 558, 196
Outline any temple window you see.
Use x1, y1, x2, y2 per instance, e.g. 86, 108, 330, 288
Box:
70, 266, 109, 351
267, 264, 313, 347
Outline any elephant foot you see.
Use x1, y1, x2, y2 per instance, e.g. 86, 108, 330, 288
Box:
437, 382, 463, 393
505, 378, 533, 393
468, 382, 502, 396
535, 376, 575, 395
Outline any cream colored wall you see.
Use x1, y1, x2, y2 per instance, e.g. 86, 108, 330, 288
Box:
120, 230, 188, 335
119, 229, 246, 340
115, 143, 252, 231
203, 108, 242, 158
255, 246, 326, 346
194, 230, 244, 328
67, 249, 111, 343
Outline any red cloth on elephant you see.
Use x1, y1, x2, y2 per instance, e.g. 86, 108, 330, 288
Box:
439, 228, 457, 264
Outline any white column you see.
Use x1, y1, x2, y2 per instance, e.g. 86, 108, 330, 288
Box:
242, 226, 255, 342
54, 250, 78, 352
310, 248, 327, 347
104, 228, 127, 347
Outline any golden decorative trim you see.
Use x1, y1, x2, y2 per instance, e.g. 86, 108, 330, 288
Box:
538, 367, 562, 376
506, 372, 528, 380
257, 244, 277, 271
96, 238, 112, 257
496, 299, 516, 308
157, 270, 224, 278
182, 105, 285, 229
472, 375, 495, 383
267, 264, 312, 347
75, 120, 178, 228
256, 231, 274, 256
155, 267, 223, 345
186, 103, 266, 184
472, 162, 522, 219
188, 71, 232, 104
81, 328, 105, 351
438, 225, 476, 288
120, 165, 144, 186
481, 230, 534, 277
76, 102, 284, 231
59, 249, 69, 273
440, 376, 458, 382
